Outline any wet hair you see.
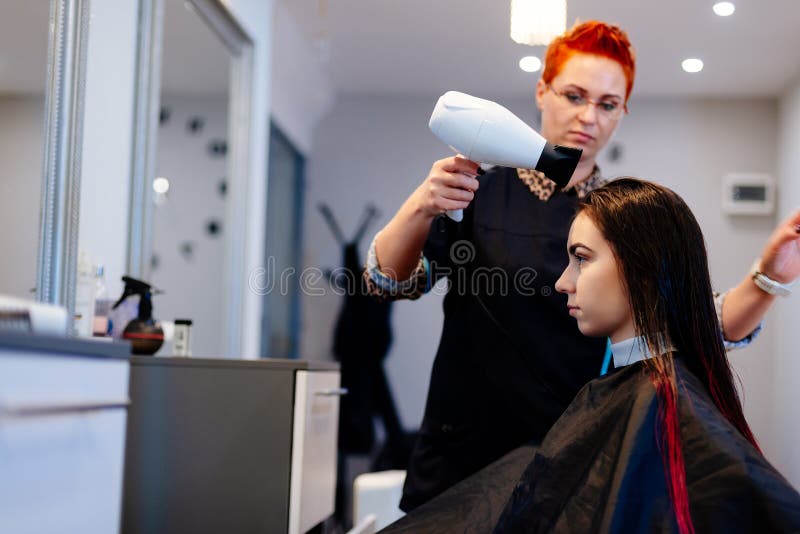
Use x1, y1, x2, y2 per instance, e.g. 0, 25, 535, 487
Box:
577, 178, 758, 534
542, 20, 636, 104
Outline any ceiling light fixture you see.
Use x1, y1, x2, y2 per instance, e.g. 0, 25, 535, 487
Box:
519, 56, 542, 73
682, 58, 704, 73
713, 2, 735, 17
510, 0, 567, 46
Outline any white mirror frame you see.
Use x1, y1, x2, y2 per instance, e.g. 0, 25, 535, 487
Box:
128, 0, 254, 356
36, 0, 91, 325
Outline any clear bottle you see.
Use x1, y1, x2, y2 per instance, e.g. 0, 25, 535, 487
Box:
94, 265, 107, 300
73, 251, 95, 337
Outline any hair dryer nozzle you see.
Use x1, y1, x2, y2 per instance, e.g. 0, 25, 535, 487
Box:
536, 144, 583, 189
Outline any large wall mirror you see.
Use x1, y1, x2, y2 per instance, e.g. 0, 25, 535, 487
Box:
130, 0, 253, 356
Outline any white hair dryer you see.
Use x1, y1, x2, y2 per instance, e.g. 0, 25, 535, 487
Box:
429, 91, 583, 221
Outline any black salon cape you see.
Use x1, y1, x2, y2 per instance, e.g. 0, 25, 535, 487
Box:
494, 357, 800, 533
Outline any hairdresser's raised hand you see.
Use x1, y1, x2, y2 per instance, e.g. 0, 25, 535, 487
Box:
413, 156, 481, 218
759, 208, 800, 284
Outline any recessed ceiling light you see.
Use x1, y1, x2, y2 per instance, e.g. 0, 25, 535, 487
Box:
681, 58, 704, 73
153, 177, 170, 194
713, 2, 735, 16
519, 56, 542, 73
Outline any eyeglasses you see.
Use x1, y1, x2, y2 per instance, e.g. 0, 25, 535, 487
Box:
546, 84, 627, 120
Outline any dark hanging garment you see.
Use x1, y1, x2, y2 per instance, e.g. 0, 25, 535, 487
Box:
319, 203, 405, 459
494, 357, 800, 533
333, 242, 393, 453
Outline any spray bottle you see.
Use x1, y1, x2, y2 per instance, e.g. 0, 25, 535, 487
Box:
111, 276, 164, 355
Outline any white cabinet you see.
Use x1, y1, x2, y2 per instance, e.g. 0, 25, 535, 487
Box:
0, 334, 130, 534
289, 370, 341, 534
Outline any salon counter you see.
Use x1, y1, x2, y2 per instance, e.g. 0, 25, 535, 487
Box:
0, 332, 131, 534
122, 355, 341, 534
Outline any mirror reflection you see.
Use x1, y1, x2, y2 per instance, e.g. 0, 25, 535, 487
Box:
0, 1, 50, 299
148, 0, 232, 356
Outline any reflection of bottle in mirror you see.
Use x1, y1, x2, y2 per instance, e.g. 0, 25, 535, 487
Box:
73, 251, 95, 337
173, 319, 193, 357
92, 265, 112, 336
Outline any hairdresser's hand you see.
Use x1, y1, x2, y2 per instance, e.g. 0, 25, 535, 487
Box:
413, 156, 481, 218
758, 208, 800, 284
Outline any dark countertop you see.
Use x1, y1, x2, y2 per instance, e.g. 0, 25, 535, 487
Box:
0, 331, 339, 371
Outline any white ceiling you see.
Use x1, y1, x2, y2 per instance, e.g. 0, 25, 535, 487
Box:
281, 0, 800, 99
2, 1, 798, 100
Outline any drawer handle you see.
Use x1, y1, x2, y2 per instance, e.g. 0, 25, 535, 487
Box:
0, 398, 131, 418
314, 388, 348, 397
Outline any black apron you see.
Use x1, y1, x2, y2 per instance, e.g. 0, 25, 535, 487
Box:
401, 166, 606, 511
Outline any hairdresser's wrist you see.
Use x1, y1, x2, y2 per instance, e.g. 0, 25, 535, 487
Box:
409, 187, 445, 221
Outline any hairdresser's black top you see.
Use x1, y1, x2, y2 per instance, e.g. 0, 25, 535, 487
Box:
398, 166, 607, 511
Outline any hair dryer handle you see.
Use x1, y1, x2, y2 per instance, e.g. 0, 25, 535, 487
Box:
446, 209, 464, 222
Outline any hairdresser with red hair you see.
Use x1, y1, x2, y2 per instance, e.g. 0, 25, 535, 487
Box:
365, 20, 800, 512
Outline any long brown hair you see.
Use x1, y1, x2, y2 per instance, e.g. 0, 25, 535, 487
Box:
578, 178, 758, 534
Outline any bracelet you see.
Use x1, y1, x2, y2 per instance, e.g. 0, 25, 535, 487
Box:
751, 259, 794, 297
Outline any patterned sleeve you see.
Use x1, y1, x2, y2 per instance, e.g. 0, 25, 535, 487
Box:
363, 232, 431, 301
715, 290, 763, 351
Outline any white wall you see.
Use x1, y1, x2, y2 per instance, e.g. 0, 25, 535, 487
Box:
0, 96, 44, 298
773, 76, 800, 488
270, 1, 335, 155
300, 93, 780, 439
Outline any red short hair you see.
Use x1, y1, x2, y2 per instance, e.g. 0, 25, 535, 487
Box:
542, 20, 636, 103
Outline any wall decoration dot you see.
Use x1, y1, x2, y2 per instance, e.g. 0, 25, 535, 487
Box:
180, 241, 195, 261
187, 116, 205, 134
207, 139, 228, 158
159, 107, 171, 125
206, 219, 222, 237
151, 253, 160, 270
608, 143, 623, 163
218, 179, 227, 197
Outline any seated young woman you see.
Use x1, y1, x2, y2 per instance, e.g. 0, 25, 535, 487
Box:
494, 178, 800, 533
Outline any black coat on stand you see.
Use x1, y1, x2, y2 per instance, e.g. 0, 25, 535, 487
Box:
333, 242, 393, 454
319, 203, 408, 462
